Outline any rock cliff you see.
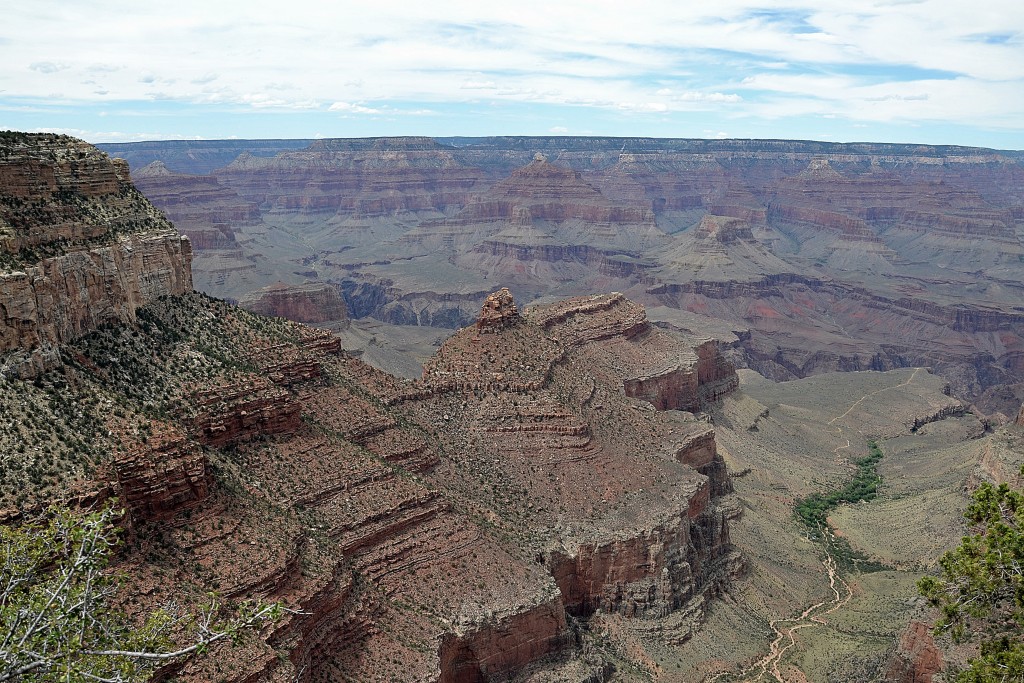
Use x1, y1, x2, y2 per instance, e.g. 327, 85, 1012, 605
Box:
239, 281, 349, 324
883, 621, 943, 683
104, 135, 1024, 404
0, 133, 192, 378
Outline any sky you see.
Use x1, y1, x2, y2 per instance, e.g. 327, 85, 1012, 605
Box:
2, 1, 1023, 149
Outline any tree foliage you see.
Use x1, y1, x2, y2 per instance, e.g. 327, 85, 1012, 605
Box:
918, 473, 1024, 682
795, 439, 884, 529
1, 504, 281, 682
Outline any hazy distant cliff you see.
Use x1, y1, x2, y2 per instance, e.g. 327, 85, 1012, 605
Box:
101, 135, 1024, 404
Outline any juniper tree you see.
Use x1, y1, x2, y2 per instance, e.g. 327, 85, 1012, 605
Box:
918, 470, 1024, 682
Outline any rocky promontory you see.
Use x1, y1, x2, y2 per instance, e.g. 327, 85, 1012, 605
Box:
0, 137, 746, 683
0, 132, 192, 378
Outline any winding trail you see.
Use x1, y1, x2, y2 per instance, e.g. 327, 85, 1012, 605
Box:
826, 367, 921, 427
711, 370, 922, 682
723, 537, 853, 683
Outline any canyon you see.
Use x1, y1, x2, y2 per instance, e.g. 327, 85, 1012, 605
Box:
1, 134, 744, 681
105, 136, 1024, 408
4, 132, 1024, 681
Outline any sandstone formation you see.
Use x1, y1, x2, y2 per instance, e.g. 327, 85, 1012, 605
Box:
239, 281, 349, 324
113, 427, 210, 521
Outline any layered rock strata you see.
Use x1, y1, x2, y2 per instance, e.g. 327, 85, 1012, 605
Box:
2, 136, 746, 681
105, 135, 1024, 403
114, 428, 210, 521
239, 281, 349, 324
0, 133, 193, 377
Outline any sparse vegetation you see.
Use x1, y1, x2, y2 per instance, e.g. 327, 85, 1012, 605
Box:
796, 440, 884, 530
791, 439, 891, 574
0, 503, 282, 682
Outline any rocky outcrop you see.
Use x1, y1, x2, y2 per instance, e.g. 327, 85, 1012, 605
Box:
883, 621, 943, 683
696, 340, 741, 404
0, 134, 193, 377
910, 403, 967, 432
398, 288, 742, 674
624, 366, 699, 411
0, 232, 193, 375
549, 495, 732, 619
437, 598, 570, 683
475, 287, 519, 332
186, 379, 302, 447
239, 281, 349, 324
114, 428, 210, 521
532, 292, 648, 341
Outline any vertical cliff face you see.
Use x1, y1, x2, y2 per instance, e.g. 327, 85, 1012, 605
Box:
238, 281, 349, 324
883, 621, 943, 683
0, 133, 192, 377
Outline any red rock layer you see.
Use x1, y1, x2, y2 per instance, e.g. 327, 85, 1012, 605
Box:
239, 281, 349, 324
114, 428, 210, 521
883, 621, 943, 683
397, 288, 743, 653
186, 379, 302, 447
437, 598, 570, 683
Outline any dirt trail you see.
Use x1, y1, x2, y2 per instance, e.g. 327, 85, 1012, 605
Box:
720, 538, 852, 683
827, 367, 921, 426
709, 371, 922, 682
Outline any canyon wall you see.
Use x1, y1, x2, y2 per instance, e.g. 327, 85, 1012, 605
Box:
0, 138, 746, 683
0, 133, 193, 377
100, 135, 1024, 404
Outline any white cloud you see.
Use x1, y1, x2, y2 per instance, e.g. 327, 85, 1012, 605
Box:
549, 126, 569, 133
618, 102, 668, 113
676, 91, 742, 103
28, 61, 69, 74
329, 102, 382, 114
0, 0, 1022, 135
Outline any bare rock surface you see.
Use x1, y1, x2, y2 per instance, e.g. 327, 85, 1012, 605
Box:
1, 133, 192, 377
239, 281, 349, 324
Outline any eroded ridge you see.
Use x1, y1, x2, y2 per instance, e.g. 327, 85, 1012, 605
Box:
1, 141, 748, 683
